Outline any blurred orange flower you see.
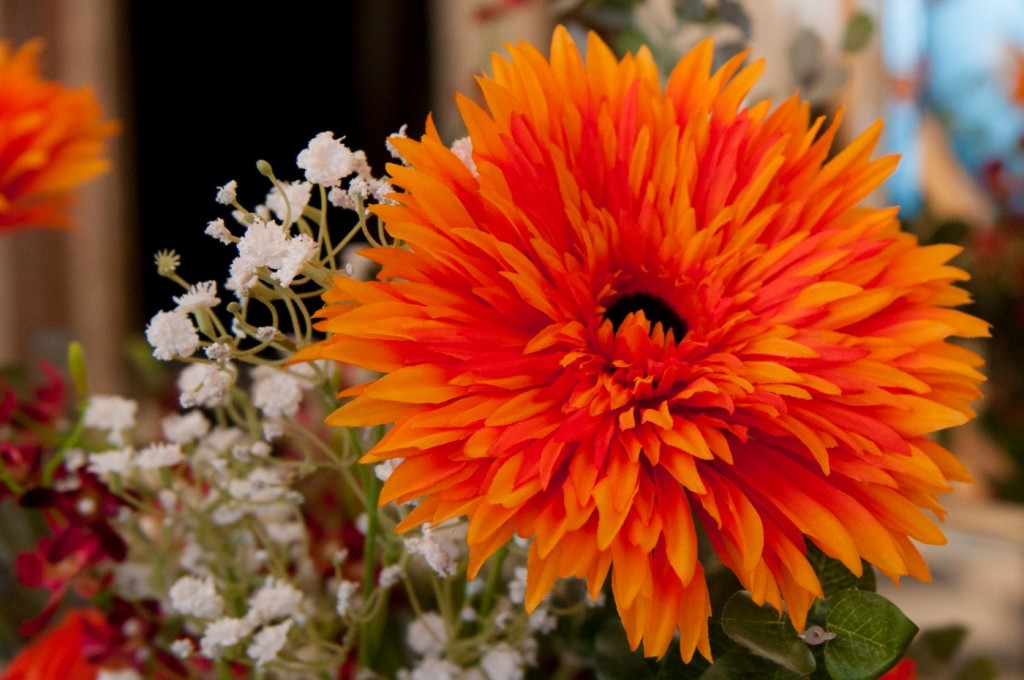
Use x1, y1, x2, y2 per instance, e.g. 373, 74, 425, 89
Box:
302, 28, 986, 662
0, 40, 117, 232
1013, 47, 1024, 105
0, 609, 112, 680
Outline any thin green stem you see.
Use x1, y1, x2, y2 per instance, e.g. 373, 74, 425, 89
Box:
42, 399, 89, 485
479, 545, 509, 618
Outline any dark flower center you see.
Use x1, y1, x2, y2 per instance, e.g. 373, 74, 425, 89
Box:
604, 292, 688, 341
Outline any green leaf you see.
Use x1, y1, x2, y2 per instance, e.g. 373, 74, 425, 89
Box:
806, 543, 875, 624
721, 591, 816, 675
614, 27, 649, 60
953, 657, 998, 680
593, 618, 657, 680
917, 625, 968, 664
654, 641, 709, 680
806, 544, 876, 597
842, 12, 875, 53
699, 648, 806, 679
824, 590, 918, 680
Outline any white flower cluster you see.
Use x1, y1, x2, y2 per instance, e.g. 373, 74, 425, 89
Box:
88, 127, 574, 679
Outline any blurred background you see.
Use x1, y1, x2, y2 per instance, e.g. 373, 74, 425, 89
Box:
1, 0, 1022, 676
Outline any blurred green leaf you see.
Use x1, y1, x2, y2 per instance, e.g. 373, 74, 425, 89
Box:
842, 12, 875, 53
593, 618, 657, 680
953, 657, 999, 680
824, 590, 918, 680
806, 543, 876, 623
721, 591, 816, 674
615, 26, 649, 59
806, 544, 876, 598
655, 641, 709, 679
927, 219, 971, 246
917, 625, 968, 664
699, 648, 806, 679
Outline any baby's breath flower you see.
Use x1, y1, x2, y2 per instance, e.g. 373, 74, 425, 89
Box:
335, 579, 360, 617
348, 176, 370, 201
200, 617, 253, 658
146, 310, 200, 360
378, 565, 403, 589
170, 638, 194, 659
406, 612, 447, 658
385, 124, 408, 161
137, 442, 184, 469
84, 395, 138, 445
507, 567, 527, 605
247, 578, 304, 625
528, 607, 557, 634
451, 136, 477, 177
251, 368, 302, 418
154, 249, 181, 275
265, 180, 311, 225
271, 234, 317, 287
265, 521, 304, 545
205, 218, 233, 244
238, 217, 288, 268
481, 644, 525, 680
226, 256, 258, 299
178, 363, 234, 408
404, 659, 461, 680
215, 180, 238, 205
174, 280, 221, 313
169, 575, 224, 619
247, 620, 293, 667
297, 131, 356, 186
205, 342, 232, 362
327, 186, 353, 210
228, 468, 289, 503
370, 178, 395, 204
255, 326, 276, 343
87, 448, 135, 477
162, 411, 211, 443
374, 458, 402, 483
404, 527, 458, 578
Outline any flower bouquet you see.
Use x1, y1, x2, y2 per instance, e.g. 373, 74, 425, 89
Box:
1, 21, 988, 680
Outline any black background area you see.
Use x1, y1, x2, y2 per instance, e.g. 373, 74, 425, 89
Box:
129, 2, 431, 320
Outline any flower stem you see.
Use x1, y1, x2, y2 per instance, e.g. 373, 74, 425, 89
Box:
352, 428, 383, 668
479, 545, 509, 618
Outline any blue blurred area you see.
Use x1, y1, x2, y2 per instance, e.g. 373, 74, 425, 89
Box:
881, 0, 1024, 217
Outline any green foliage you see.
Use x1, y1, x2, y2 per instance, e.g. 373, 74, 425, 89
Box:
917, 625, 968, 665
953, 657, 999, 680
701, 648, 806, 679
842, 12, 875, 53
721, 591, 817, 675
823, 590, 919, 680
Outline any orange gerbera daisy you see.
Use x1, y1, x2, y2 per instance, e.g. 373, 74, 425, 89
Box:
301, 28, 987, 662
0, 40, 116, 232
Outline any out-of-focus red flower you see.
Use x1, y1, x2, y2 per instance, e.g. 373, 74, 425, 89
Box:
15, 487, 127, 635
0, 361, 67, 494
881, 657, 918, 680
0, 609, 116, 680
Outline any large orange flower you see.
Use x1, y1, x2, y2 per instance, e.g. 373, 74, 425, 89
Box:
301, 28, 986, 661
0, 40, 116, 232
